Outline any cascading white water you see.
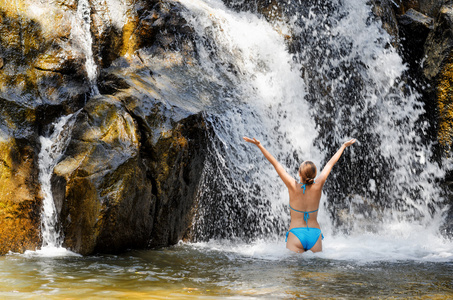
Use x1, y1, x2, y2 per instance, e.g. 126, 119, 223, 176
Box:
289, 0, 447, 231
71, 0, 99, 95
38, 114, 77, 250
176, 0, 452, 260
177, 0, 321, 241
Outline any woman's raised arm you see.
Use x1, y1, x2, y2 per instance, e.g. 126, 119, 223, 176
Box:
243, 137, 296, 190
316, 138, 356, 186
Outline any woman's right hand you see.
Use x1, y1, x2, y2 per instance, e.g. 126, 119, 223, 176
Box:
343, 138, 357, 147
243, 136, 261, 146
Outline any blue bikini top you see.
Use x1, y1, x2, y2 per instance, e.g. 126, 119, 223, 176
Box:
289, 181, 318, 226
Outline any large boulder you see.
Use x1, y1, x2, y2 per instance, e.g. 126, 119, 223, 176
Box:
53, 95, 151, 254
52, 91, 209, 254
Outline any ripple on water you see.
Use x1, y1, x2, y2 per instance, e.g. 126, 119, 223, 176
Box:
0, 242, 452, 299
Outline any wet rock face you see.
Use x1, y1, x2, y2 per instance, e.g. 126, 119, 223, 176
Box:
398, 8, 433, 69
52, 92, 209, 254
423, 4, 453, 83
146, 113, 209, 247
0, 1, 88, 109
0, 98, 41, 255
53, 95, 150, 255
0, 0, 209, 255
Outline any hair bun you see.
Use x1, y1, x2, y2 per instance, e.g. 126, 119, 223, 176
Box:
306, 178, 314, 185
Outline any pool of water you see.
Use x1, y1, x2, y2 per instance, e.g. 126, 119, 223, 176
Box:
1, 238, 452, 299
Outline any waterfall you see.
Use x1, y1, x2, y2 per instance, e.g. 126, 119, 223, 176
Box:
71, 0, 100, 95
38, 114, 77, 249
177, 0, 320, 241
285, 0, 447, 233
175, 0, 448, 247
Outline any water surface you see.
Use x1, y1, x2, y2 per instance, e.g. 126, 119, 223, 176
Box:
1, 239, 452, 299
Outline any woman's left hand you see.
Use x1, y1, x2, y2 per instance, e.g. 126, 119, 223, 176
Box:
243, 136, 261, 146
343, 138, 357, 147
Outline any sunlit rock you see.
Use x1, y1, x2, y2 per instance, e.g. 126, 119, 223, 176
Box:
0, 1, 88, 109
437, 56, 453, 148
51, 91, 209, 254
52, 95, 149, 254
0, 98, 41, 255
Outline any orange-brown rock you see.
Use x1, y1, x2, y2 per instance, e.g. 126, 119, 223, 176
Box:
0, 99, 41, 255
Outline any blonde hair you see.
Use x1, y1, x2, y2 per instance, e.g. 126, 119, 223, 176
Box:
299, 161, 317, 185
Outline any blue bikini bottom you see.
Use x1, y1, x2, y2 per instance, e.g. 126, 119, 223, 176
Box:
286, 227, 323, 251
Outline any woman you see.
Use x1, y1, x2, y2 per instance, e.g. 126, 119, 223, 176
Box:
243, 136, 356, 253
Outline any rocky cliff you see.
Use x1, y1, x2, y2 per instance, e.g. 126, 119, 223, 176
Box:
0, 0, 212, 255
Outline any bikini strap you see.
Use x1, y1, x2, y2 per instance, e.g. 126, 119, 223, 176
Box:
300, 180, 315, 194
301, 183, 307, 194
289, 205, 318, 226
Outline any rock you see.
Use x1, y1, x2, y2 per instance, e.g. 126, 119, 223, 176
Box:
0, 98, 41, 255
423, 4, 453, 81
0, 0, 213, 255
392, 0, 446, 18
421, 4, 453, 148
398, 9, 433, 71
393, 0, 421, 15
53, 95, 151, 255
0, 136, 41, 255
146, 112, 209, 247
437, 55, 453, 147
0, 1, 88, 111
371, 0, 400, 46
53, 92, 209, 254
419, 0, 447, 18
398, 8, 433, 32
